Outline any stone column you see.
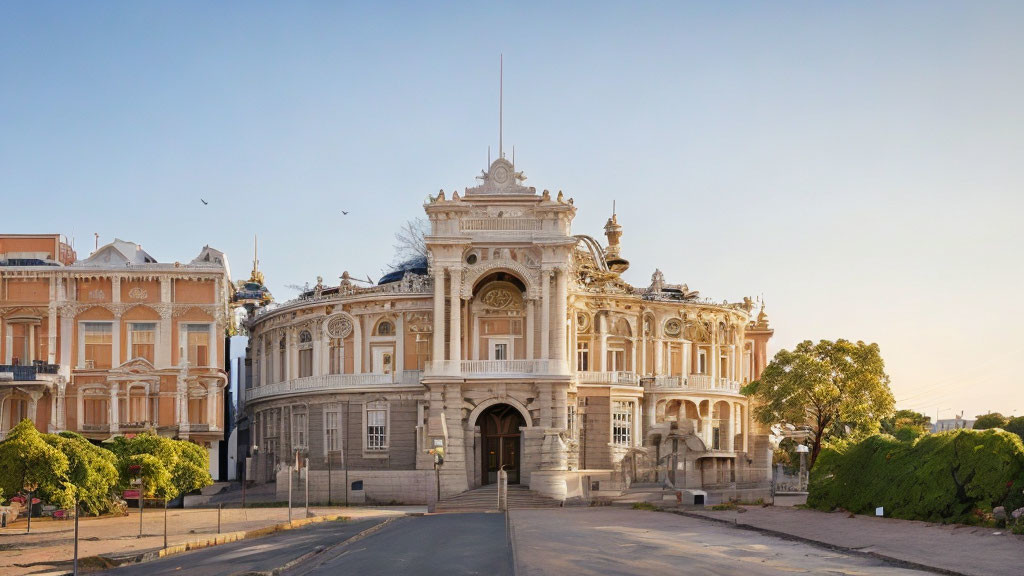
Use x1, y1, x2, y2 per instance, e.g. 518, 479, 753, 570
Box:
157, 307, 172, 368
639, 327, 646, 375
56, 379, 66, 431
60, 308, 73, 375
207, 380, 217, 428
449, 268, 462, 364
352, 317, 362, 374
3, 323, 11, 364
525, 300, 535, 361
596, 315, 606, 372
109, 382, 120, 434
47, 306, 57, 364
111, 276, 121, 303
289, 329, 299, 380
554, 269, 568, 372
395, 313, 405, 374
540, 270, 551, 359
111, 313, 121, 368
432, 269, 445, 366
28, 324, 36, 363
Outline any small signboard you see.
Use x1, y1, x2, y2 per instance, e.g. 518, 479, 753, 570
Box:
123, 489, 141, 499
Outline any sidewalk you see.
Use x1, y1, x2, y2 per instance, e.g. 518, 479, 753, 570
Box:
0, 505, 423, 576
679, 505, 1023, 576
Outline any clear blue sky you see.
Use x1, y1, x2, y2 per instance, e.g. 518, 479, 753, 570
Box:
3, 2, 1021, 420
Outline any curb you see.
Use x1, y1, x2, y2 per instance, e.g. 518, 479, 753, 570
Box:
664, 509, 969, 576
259, 517, 398, 576
66, 513, 351, 574
506, 510, 520, 576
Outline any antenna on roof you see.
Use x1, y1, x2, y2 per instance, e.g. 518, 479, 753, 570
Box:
512, 146, 515, 171
94, 233, 99, 251
253, 235, 259, 273
488, 145, 491, 166
499, 53, 503, 159
613, 200, 616, 217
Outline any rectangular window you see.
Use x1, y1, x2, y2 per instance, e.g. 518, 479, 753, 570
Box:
329, 338, 344, 374
494, 343, 508, 360
130, 395, 147, 423
293, 412, 307, 448
613, 401, 633, 447
188, 397, 206, 424
567, 403, 577, 439
299, 348, 313, 378
129, 323, 156, 363
186, 324, 210, 367
83, 322, 113, 369
324, 410, 340, 454
697, 350, 707, 374
84, 398, 109, 426
576, 342, 589, 372
366, 403, 387, 451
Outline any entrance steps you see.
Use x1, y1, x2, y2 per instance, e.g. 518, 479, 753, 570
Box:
434, 484, 562, 513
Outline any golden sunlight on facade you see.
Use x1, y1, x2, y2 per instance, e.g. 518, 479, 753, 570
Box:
0, 235, 233, 473
241, 157, 775, 504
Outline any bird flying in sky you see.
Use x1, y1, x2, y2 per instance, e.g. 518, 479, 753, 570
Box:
201, 199, 208, 205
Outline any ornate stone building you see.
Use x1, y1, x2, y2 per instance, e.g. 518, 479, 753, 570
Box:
0, 235, 233, 475
243, 157, 774, 503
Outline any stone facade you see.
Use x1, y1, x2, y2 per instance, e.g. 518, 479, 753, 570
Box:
0, 235, 232, 475
244, 156, 774, 503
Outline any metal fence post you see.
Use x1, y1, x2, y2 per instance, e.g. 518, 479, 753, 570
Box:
163, 498, 168, 549
288, 466, 293, 523
304, 462, 309, 518
73, 501, 79, 576
217, 503, 222, 534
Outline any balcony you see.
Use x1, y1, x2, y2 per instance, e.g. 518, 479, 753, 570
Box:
645, 374, 742, 393
0, 363, 62, 383
576, 371, 640, 385
246, 370, 423, 402
426, 359, 562, 378
80, 424, 110, 434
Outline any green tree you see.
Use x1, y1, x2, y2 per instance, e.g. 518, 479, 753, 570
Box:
973, 413, 1008, 430
44, 432, 119, 514
881, 409, 932, 439
0, 419, 71, 507
106, 433, 212, 499
1003, 416, 1024, 440
743, 339, 895, 469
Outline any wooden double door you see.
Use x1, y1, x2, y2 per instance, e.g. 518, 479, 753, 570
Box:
479, 404, 524, 485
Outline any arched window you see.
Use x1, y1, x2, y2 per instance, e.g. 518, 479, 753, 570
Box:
298, 331, 313, 378
329, 338, 344, 374
299, 330, 312, 343
376, 321, 394, 336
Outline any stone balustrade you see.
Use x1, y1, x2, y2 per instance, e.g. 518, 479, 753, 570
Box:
246, 370, 424, 402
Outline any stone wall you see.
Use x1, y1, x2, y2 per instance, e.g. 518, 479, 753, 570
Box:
276, 468, 438, 505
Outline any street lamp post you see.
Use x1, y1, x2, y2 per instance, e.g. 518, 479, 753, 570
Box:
24, 482, 38, 534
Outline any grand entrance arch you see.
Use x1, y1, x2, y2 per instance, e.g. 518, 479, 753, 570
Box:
476, 403, 526, 485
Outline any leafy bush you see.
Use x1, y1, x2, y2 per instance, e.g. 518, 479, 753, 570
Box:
0, 420, 71, 506
106, 433, 212, 499
808, 429, 1024, 524
44, 432, 119, 514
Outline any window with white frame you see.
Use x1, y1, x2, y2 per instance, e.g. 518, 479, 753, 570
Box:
697, 349, 707, 374
278, 338, 286, 381
185, 324, 211, 366
365, 401, 388, 451
577, 341, 589, 371
612, 401, 633, 447
82, 322, 113, 369
493, 342, 508, 360
324, 409, 341, 455
567, 403, 577, 439
292, 411, 308, 449
128, 323, 156, 363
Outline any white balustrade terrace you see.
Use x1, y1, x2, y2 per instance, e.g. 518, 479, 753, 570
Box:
426, 359, 558, 377
647, 374, 742, 393
460, 218, 543, 232
576, 371, 640, 385
245, 370, 423, 402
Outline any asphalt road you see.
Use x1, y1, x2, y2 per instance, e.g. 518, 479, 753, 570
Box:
511, 508, 934, 576
283, 513, 512, 576
102, 517, 386, 576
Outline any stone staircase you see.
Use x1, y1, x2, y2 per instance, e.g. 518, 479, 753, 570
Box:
434, 484, 563, 513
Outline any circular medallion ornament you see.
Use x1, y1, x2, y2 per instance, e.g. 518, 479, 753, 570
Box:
326, 315, 353, 339
481, 288, 514, 309
492, 164, 510, 184
576, 312, 592, 333
664, 318, 682, 337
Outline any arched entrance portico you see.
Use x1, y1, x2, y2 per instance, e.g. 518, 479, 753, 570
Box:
476, 403, 526, 485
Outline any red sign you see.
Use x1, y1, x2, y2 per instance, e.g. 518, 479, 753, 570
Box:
123, 490, 141, 499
